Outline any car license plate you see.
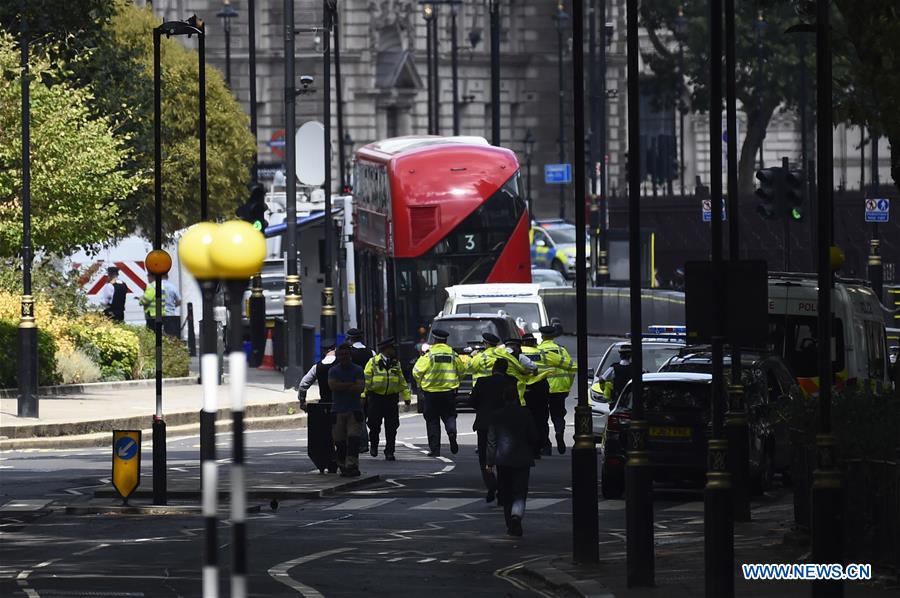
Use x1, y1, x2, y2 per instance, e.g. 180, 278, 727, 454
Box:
649, 426, 692, 439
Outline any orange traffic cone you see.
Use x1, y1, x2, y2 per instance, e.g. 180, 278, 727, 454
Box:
259, 329, 276, 370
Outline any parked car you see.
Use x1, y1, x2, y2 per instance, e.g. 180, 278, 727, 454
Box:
531, 268, 569, 289
530, 219, 590, 279
420, 314, 522, 410
590, 332, 686, 441
658, 349, 801, 492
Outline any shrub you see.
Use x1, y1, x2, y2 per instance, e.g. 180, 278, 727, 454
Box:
56, 347, 102, 385
130, 325, 190, 378
0, 319, 60, 388
68, 317, 140, 381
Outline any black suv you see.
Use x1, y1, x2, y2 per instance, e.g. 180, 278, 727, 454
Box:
422, 314, 521, 410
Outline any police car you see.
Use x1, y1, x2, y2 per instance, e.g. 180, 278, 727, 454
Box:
530, 219, 590, 279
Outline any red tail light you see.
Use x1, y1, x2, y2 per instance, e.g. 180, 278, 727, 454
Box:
607, 412, 631, 431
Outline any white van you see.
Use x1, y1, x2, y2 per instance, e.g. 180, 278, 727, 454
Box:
440, 283, 549, 339
767, 273, 890, 394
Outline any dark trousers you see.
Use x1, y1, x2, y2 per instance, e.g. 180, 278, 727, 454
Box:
477, 429, 497, 493
525, 379, 550, 452
422, 390, 457, 453
548, 392, 568, 440
497, 465, 530, 524
163, 316, 180, 337
368, 393, 400, 456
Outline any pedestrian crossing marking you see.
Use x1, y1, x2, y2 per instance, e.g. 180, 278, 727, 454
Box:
597, 501, 626, 510
661, 502, 704, 513
325, 498, 396, 511
0, 499, 51, 512
526, 498, 566, 510
411, 498, 482, 510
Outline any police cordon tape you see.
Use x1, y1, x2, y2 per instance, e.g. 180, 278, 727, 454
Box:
539, 287, 685, 336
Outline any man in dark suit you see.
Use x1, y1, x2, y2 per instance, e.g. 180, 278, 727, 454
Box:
469, 358, 516, 503
485, 384, 539, 537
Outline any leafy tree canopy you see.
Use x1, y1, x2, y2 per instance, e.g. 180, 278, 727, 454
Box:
0, 33, 139, 256
639, 0, 814, 196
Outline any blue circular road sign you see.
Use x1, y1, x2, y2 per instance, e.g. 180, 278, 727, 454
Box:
115, 436, 138, 461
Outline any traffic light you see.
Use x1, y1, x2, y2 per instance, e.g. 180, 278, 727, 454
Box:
784, 166, 804, 222
755, 166, 782, 220
236, 183, 268, 231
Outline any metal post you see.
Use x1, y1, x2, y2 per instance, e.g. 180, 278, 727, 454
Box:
706, 0, 734, 594
199, 280, 219, 598
799, 34, 810, 260
570, 0, 599, 564
283, 0, 303, 389
334, 9, 346, 190
322, 0, 337, 349
17, 12, 38, 419
489, 0, 500, 145
527, 155, 533, 216
249, 274, 265, 366
451, 5, 460, 136
199, 24, 208, 221
597, 0, 609, 284
425, 9, 434, 134
812, 0, 842, 591
151, 29, 167, 507
555, 3, 567, 220
249, 0, 258, 182
588, 0, 598, 284
225, 280, 248, 598
724, 0, 749, 523
625, 0, 653, 586
187, 302, 197, 357
224, 21, 231, 86
431, 10, 441, 135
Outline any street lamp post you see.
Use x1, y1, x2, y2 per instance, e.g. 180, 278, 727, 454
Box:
570, 0, 599, 564
674, 6, 686, 198
450, 3, 460, 135
554, 2, 568, 220
322, 0, 337, 349
334, 3, 347, 193
755, 11, 767, 170
523, 130, 535, 216
17, 11, 38, 420
625, 0, 654, 586
424, 3, 434, 134
597, 11, 611, 285
489, 0, 500, 145
343, 132, 354, 191
249, 0, 258, 182
217, 0, 238, 88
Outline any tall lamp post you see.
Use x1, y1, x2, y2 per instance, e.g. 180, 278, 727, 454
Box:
249, 0, 258, 182
334, 1, 347, 194
343, 132, 354, 192
523, 130, 536, 216
755, 11, 767, 170
570, 0, 599, 564
553, 1, 568, 220
489, 0, 500, 145
322, 0, 338, 349
596, 12, 611, 285
423, 3, 435, 134
217, 0, 238, 88
18, 10, 38, 419
674, 6, 686, 197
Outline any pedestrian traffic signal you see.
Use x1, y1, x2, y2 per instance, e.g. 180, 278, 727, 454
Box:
236, 183, 268, 231
755, 166, 782, 220
785, 167, 804, 222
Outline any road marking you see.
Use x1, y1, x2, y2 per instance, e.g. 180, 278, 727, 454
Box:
0, 499, 51, 512
324, 499, 396, 511
661, 502, 704, 513
268, 547, 356, 597
412, 498, 481, 511
297, 514, 353, 528
73, 543, 111, 557
598, 501, 626, 511
526, 498, 566, 510
493, 555, 558, 598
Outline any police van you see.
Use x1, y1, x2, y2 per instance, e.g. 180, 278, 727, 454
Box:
767, 273, 891, 394
439, 283, 550, 340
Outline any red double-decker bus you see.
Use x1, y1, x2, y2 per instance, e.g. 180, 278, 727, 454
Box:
352, 135, 530, 361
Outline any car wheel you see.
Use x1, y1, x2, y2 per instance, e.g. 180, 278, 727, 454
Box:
601, 461, 624, 499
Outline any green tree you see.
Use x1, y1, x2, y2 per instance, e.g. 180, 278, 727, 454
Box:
0, 33, 138, 256
85, 3, 256, 237
639, 0, 811, 197
833, 0, 900, 194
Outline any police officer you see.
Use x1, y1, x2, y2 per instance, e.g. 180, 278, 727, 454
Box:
521, 333, 552, 457
412, 329, 467, 456
495, 337, 538, 406
469, 332, 504, 394
296, 344, 339, 473
538, 325, 577, 454
364, 338, 411, 461
599, 344, 633, 405
346, 328, 375, 448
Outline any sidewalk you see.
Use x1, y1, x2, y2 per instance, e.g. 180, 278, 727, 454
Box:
0, 367, 310, 450
519, 493, 897, 597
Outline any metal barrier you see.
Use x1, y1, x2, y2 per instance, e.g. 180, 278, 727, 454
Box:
539, 287, 685, 336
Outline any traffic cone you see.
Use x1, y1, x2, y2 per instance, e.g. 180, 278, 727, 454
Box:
259, 329, 276, 370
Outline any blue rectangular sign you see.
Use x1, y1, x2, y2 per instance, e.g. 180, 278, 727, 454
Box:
864, 198, 889, 223
544, 163, 572, 184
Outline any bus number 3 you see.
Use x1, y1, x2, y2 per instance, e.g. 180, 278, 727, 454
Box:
464, 234, 475, 251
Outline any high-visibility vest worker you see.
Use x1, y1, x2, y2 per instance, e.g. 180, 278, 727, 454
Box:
140, 279, 167, 318
469, 332, 505, 382
521, 344, 552, 384
365, 352, 412, 400
537, 336, 577, 394
493, 338, 536, 405
412, 340, 466, 392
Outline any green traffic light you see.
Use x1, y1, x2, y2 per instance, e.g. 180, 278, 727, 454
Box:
791, 208, 803, 221
253, 220, 263, 231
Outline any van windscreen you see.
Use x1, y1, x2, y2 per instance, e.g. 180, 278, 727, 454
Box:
768, 315, 845, 377
456, 302, 540, 327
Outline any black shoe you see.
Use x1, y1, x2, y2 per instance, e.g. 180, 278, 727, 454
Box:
427, 450, 440, 457
370, 442, 378, 458
385, 454, 396, 461
449, 435, 459, 454
556, 433, 567, 454
486, 488, 496, 503
508, 515, 523, 537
